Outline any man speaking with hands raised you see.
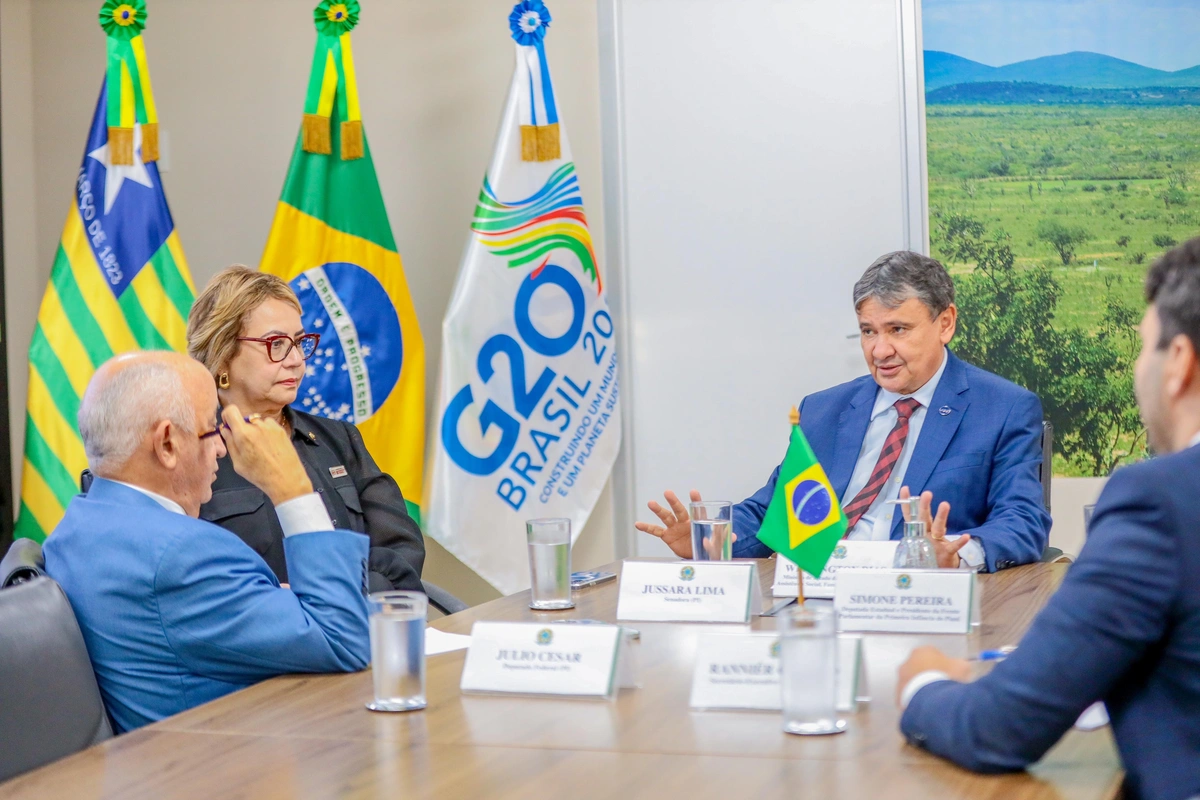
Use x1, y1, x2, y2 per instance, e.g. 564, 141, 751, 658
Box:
637, 251, 1051, 572
44, 351, 370, 732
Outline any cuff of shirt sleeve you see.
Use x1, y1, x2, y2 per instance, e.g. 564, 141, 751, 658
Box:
953, 536, 986, 570
900, 670, 952, 709
275, 492, 334, 537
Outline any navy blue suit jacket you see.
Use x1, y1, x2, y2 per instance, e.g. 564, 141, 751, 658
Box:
43, 478, 371, 733
732, 351, 1051, 571
900, 444, 1200, 800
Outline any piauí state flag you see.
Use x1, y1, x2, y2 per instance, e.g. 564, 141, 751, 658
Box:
757, 421, 848, 577
260, 5, 425, 522
426, 1, 621, 593
15, 82, 196, 541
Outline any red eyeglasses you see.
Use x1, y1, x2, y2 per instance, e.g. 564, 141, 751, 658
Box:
237, 333, 322, 362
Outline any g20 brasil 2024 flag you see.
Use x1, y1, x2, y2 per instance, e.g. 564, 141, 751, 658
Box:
757, 412, 848, 578
425, 1, 621, 593
260, 1, 426, 520
17, 3, 195, 541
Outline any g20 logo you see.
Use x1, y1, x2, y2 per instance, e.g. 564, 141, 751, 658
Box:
440, 264, 613, 510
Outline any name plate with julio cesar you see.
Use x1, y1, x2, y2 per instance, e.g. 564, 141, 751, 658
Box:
616, 561, 764, 623
772, 541, 899, 599
688, 633, 868, 712
834, 569, 980, 634
459, 622, 636, 699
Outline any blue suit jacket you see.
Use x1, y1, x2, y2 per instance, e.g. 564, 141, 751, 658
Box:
43, 479, 371, 733
900, 444, 1200, 800
732, 351, 1051, 571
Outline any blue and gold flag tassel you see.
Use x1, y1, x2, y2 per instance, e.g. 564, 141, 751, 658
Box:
99, 1, 158, 165
510, 1, 560, 162
303, 2, 365, 161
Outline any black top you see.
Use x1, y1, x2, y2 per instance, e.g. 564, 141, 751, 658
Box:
199, 407, 424, 592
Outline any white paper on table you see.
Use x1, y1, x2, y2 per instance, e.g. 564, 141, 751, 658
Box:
426, 627, 472, 655
1074, 701, 1109, 730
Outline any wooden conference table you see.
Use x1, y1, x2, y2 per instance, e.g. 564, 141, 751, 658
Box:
0, 558, 1122, 800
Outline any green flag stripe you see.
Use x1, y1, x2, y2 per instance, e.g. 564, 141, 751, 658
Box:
29, 325, 81, 427
24, 413, 80, 509
404, 499, 421, 528
14, 502, 47, 543
118, 290, 172, 351
51, 246, 114, 368
147, 243, 195, 323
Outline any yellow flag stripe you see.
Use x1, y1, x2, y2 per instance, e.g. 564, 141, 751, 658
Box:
130, 36, 158, 124
20, 459, 66, 539
27, 366, 88, 485
339, 34, 362, 121
61, 210, 140, 354
129, 262, 188, 350
317, 50, 338, 117
36, 283, 94, 398
166, 232, 196, 294
119, 60, 135, 128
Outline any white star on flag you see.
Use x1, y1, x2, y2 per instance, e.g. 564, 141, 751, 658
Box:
297, 277, 311, 291
87, 123, 154, 215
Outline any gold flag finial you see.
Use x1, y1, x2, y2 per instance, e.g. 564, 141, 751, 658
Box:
789, 406, 800, 426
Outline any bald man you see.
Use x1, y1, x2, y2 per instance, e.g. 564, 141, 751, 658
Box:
43, 352, 371, 733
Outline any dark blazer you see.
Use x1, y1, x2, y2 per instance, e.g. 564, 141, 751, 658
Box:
200, 408, 424, 592
900, 443, 1200, 800
44, 478, 370, 733
731, 351, 1051, 571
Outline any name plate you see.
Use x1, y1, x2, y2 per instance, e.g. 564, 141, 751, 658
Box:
688, 633, 867, 712
835, 569, 979, 634
616, 561, 763, 623
459, 622, 635, 699
772, 541, 899, 599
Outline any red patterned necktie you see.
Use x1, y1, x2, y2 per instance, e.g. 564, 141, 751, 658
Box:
842, 397, 922, 532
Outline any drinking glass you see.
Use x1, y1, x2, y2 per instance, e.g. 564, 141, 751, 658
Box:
777, 605, 846, 735
527, 518, 574, 610
366, 591, 427, 712
689, 501, 733, 561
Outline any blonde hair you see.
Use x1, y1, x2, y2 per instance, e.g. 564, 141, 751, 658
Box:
187, 265, 302, 378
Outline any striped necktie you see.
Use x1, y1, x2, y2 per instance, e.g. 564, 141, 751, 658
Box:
842, 397, 922, 533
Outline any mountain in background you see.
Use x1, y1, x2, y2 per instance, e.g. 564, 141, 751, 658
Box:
925, 50, 1200, 92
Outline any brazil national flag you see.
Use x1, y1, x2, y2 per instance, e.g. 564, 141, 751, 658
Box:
259, 4, 425, 521
757, 416, 847, 578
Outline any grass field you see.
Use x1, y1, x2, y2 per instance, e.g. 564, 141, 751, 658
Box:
926, 104, 1200, 473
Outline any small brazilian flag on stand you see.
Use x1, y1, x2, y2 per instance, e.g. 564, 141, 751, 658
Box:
260, 1, 426, 521
757, 409, 848, 578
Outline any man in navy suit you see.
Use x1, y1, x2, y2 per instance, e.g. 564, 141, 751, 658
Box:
896, 241, 1200, 800
43, 351, 371, 732
637, 251, 1051, 571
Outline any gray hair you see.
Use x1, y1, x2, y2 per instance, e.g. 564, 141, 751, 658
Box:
852, 250, 956, 318
78, 358, 196, 475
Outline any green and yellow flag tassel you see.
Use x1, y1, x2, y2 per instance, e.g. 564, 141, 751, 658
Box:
98, 0, 159, 165
302, 1, 365, 161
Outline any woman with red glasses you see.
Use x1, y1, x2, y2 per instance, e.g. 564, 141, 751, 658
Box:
186, 265, 424, 592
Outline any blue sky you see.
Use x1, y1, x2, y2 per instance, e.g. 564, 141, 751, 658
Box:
923, 0, 1200, 71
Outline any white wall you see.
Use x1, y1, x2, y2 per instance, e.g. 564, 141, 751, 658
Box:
0, 0, 613, 604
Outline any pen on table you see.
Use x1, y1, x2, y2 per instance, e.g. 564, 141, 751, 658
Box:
969, 645, 1017, 662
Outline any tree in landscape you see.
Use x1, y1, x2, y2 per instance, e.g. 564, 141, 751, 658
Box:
1035, 219, 1090, 265
932, 212, 1144, 476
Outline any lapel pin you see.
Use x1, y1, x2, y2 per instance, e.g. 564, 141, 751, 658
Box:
939, 406, 952, 416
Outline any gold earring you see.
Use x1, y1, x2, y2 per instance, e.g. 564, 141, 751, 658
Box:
218, 372, 230, 389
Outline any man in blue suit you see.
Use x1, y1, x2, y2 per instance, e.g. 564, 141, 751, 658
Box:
43, 351, 371, 733
896, 240, 1200, 800
637, 251, 1051, 571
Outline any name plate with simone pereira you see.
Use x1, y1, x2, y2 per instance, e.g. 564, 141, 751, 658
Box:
772, 541, 899, 599
616, 561, 764, 623
834, 569, 980, 634
459, 622, 636, 699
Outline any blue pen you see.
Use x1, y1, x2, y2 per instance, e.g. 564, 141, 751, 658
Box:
970, 645, 1017, 662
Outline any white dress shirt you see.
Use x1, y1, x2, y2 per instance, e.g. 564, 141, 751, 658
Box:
112, 480, 333, 536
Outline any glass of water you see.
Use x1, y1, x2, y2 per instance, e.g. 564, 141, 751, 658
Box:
690, 501, 733, 561
527, 518, 574, 610
777, 605, 846, 735
366, 591, 427, 712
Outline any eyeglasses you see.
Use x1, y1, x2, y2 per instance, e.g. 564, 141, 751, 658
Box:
237, 333, 321, 363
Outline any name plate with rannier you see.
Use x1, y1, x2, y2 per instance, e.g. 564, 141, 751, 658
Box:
616, 561, 764, 623
772, 541, 899, 599
459, 622, 636, 699
688, 633, 867, 712
835, 569, 980, 634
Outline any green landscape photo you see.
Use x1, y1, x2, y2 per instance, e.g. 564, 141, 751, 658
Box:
922, 0, 1200, 476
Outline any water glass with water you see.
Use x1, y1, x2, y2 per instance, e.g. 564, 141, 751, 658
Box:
690, 501, 733, 561
777, 605, 846, 735
366, 591, 427, 712
527, 518, 574, 610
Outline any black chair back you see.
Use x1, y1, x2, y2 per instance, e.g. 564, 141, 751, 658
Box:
0, 575, 113, 781
0, 539, 46, 588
